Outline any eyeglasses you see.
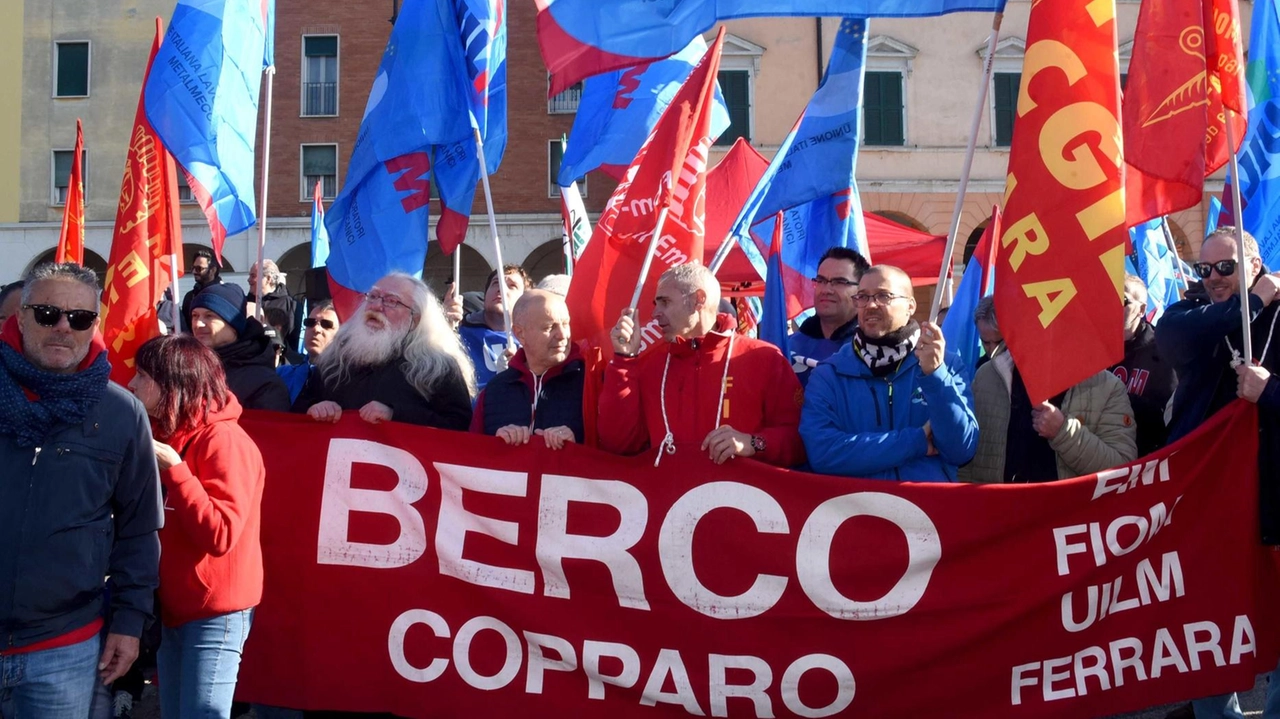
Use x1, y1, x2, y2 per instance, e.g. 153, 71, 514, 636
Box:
364, 291, 415, 314
304, 317, 337, 330
852, 291, 910, 307
1192, 259, 1238, 279
811, 276, 858, 288
23, 304, 98, 331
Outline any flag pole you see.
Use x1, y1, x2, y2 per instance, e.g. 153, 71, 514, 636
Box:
253, 65, 276, 322
1225, 114, 1254, 365
561, 205, 574, 276
473, 126, 513, 348
169, 251, 182, 332
453, 242, 462, 295
1159, 218, 1188, 297
707, 227, 735, 275
929, 11, 1003, 323
629, 186, 673, 311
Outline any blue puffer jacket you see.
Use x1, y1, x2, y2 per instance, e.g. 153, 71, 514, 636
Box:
800, 343, 979, 481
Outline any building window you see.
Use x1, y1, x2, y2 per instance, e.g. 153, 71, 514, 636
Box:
302, 35, 338, 116
52, 149, 87, 205
301, 144, 338, 200
715, 70, 752, 146
547, 140, 587, 199
54, 41, 90, 98
862, 71, 904, 146
548, 80, 582, 114
993, 72, 1020, 147
176, 171, 195, 203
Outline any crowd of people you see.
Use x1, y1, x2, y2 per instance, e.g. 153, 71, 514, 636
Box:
1, 225, 1277, 719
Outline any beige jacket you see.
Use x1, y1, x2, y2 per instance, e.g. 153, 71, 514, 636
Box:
959, 350, 1138, 483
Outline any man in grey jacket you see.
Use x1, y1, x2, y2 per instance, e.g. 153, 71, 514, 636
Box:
0, 263, 162, 718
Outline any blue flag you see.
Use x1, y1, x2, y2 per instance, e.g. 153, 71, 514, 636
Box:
325, 0, 479, 307
732, 18, 870, 278
759, 229, 790, 359
558, 36, 730, 184
145, 0, 274, 252
1131, 218, 1182, 324
1234, 0, 1280, 267
940, 210, 997, 387
540, 0, 1007, 92
310, 182, 329, 269
1206, 195, 1224, 237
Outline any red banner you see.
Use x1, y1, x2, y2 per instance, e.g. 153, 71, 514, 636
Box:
995, 0, 1128, 405
1123, 0, 1247, 225
56, 118, 85, 266
236, 403, 1280, 718
100, 18, 182, 386
566, 31, 724, 358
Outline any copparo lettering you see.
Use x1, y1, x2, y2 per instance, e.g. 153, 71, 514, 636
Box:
315, 440, 943, 621
387, 608, 857, 718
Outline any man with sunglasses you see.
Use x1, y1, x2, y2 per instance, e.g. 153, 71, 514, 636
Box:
179, 249, 222, 333
1157, 227, 1280, 719
788, 247, 870, 387
277, 301, 340, 404
800, 264, 978, 481
0, 263, 162, 718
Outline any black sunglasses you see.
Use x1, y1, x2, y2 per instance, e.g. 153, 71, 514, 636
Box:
1192, 259, 1238, 279
304, 317, 337, 330
24, 304, 98, 331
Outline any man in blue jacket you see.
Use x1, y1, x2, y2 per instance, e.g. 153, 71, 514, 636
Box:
1154, 227, 1280, 719
800, 264, 978, 481
0, 263, 162, 717
788, 247, 869, 386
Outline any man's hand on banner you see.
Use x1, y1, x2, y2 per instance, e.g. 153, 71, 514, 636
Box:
536, 426, 576, 450
1032, 401, 1066, 439
443, 284, 464, 328
496, 425, 534, 445
359, 401, 394, 424
702, 425, 754, 464
915, 320, 945, 375
1237, 364, 1272, 403
308, 401, 344, 423
610, 308, 642, 357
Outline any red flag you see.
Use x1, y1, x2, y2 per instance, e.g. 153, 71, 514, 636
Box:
565, 29, 725, 357
100, 18, 183, 386
995, 0, 1128, 404
1123, 0, 1246, 226
56, 119, 85, 265
702, 137, 770, 284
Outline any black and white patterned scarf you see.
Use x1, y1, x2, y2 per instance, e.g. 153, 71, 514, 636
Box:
853, 319, 921, 377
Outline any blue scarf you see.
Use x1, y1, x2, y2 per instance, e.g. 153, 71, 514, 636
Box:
0, 341, 111, 448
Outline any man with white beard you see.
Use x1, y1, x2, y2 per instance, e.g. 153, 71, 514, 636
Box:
293, 273, 476, 430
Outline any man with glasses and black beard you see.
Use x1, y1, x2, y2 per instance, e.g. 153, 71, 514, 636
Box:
179, 248, 223, 333
1155, 227, 1280, 719
788, 247, 870, 386
800, 264, 978, 481
0, 263, 161, 717
294, 273, 475, 430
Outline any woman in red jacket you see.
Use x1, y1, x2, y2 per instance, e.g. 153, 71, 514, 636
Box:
128, 334, 265, 719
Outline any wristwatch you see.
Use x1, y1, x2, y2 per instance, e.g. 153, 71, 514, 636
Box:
750, 435, 766, 453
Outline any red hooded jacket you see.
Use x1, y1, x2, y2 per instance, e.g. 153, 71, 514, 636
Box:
597, 314, 806, 467
157, 394, 265, 627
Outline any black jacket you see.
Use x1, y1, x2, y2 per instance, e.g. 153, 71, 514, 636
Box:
1158, 281, 1280, 542
0, 383, 163, 649
251, 286, 298, 348
293, 358, 473, 430
216, 319, 292, 412
1108, 320, 1176, 457
472, 347, 586, 441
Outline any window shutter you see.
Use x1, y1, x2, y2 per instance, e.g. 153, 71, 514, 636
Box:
994, 73, 1021, 147
715, 70, 751, 146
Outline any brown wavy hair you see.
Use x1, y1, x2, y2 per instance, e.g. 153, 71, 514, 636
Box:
134, 334, 230, 439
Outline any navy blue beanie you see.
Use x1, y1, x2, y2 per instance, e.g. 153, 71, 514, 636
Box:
193, 283, 247, 335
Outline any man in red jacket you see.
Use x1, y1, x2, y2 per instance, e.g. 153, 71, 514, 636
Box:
601, 262, 805, 467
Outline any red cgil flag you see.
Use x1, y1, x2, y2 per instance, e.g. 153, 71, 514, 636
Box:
565, 29, 725, 357
995, 0, 1128, 404
56, 119, 86, 265
100, 18, 184, 386
1123, 0, 1247, 226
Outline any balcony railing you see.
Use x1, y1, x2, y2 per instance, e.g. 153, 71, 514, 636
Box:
548, 83, 582, 114
303, 82, 338, 116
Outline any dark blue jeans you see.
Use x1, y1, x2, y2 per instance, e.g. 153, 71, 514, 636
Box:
0, 634, 101, 718
157, 609, 253, 719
